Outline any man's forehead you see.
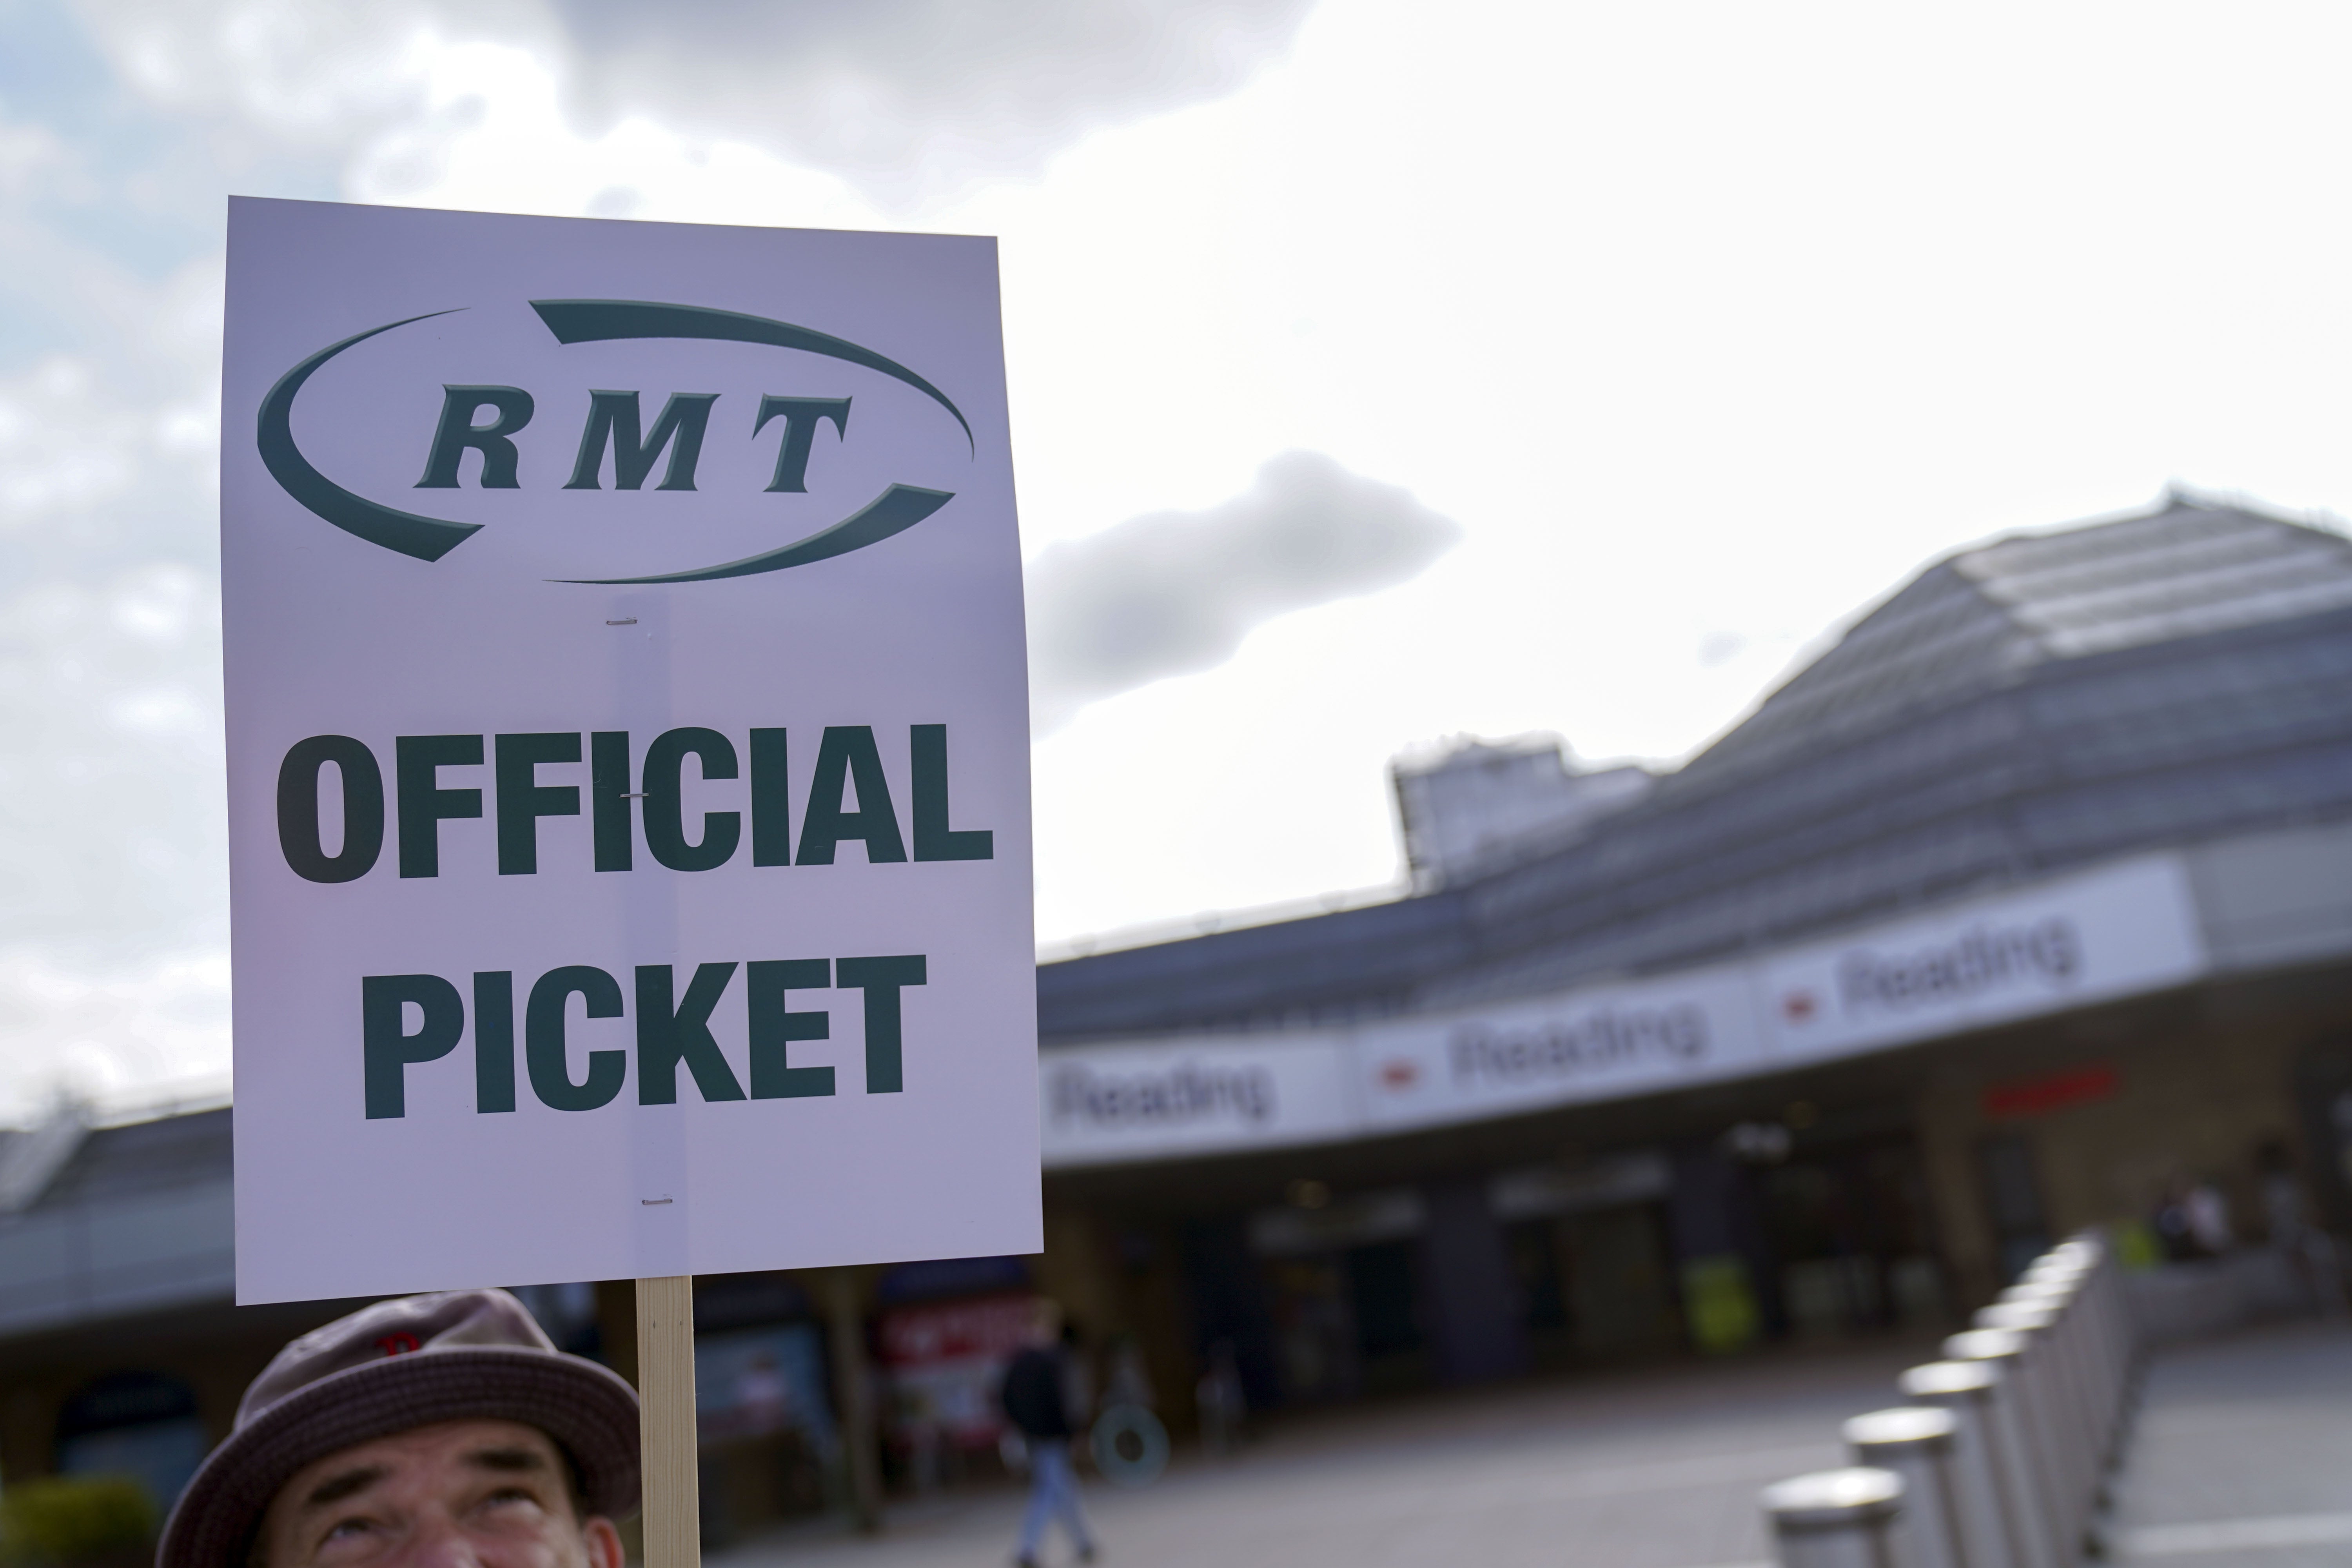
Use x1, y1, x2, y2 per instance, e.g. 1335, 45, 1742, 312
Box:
282, 1419, 558, 1497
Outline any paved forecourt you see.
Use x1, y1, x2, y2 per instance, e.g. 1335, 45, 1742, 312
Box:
2106, 1321, 2352, 1566
709, 1317, 2352, 1568
708, 1342, 1950, 1568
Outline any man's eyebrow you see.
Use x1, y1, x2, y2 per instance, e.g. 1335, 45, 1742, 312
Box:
304, 1466, 388, 1508
462, 1447, 550, 1475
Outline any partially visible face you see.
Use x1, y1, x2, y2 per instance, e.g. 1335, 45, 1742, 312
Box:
254, 1419, 622, 1568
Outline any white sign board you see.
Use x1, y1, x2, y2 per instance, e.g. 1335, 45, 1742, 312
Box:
1354, 962, 1767, 1130
1036, 852, 2212, 1170
1761, 854, 2206, 1063
1038, 1038, 1356, 1166
222, 199, 1038, 1303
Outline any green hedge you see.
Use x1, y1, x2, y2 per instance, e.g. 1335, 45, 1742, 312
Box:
0, 1475, 158, 1566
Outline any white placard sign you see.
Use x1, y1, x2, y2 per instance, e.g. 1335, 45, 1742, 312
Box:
223, 198, 1038, 1303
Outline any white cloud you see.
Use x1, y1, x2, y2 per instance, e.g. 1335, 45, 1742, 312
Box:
0, 946, 229, 1121
0, 356, 138, 520
69, 0, 1314, 205
535, 0, 1315, 207
0, 135, 227, 1114
0, 122, 67, 197
71, 0, 451, 149
1027, 451, 1460, 731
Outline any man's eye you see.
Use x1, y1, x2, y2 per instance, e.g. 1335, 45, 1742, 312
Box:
322, 1517, 377, 1543
483, 1488, 538, 1508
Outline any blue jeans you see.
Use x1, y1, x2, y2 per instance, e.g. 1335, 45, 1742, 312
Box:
1016, 1437, 1094, 1561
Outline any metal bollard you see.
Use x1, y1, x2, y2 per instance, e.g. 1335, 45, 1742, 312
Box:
1976, 1296, 2092, 1546
1762, 1467, 1907, 1568
1994, 1236, 2138, 1504
1898, 1361, 2018, 1568
2071, 1241, 2138, 1463
2023, 1250, 2122, 1460
1942, 1328, 2064, 1568
1980, 1297, 2084, 1477
1975, 1297, 2091, 1548
1845, 1408, 1965, 1568
1997, 1280, 2104, 1498
2016, 1270, 2107, 1424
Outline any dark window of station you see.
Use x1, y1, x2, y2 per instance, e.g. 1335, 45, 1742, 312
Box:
1506, 1218, 1569, 1345
1183, 1220, 1284, 1413
2292, 1036, 2352, 1232
1345, 1239, 1424, 1393
1762, 1131, 1950, 1338
511, 1281, 602, 1357
55, 1370, 206, 1513
1978, 1132, 2051, 1283
1509, 1205, 1680, 1366
1265, 1255, 1357, 1403
875, 1255, 1031, 1305
684, 1272, 829, 1543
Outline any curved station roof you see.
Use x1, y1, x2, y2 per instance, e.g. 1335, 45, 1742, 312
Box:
1035, 494, 2352, 1166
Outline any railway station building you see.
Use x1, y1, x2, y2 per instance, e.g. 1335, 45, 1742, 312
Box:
4, 492, 2351, 1529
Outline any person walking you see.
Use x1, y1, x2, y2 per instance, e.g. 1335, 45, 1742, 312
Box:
998, 1299, 1096, 1568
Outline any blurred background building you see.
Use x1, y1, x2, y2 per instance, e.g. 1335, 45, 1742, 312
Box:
4, 492, 2350, 1534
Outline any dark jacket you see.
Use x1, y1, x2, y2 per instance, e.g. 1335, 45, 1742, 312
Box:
999, 1345, 1073, 1439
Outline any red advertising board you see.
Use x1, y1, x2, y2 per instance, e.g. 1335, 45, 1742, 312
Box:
877, 1293, 1036, 1445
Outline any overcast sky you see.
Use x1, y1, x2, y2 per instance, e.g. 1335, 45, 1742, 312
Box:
5, 0, 2352, 1118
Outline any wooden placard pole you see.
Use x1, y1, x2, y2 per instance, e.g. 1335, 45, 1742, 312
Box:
821, 1268, 884, 1533
635, 1276, 699, 1568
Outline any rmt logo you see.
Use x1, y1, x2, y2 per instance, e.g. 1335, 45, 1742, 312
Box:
258, 298, 970, 584
418, 384, 849, 497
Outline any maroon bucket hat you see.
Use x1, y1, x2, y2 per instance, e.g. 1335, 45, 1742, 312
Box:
158, 1290, 639, 1568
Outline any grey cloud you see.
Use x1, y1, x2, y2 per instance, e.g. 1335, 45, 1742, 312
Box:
69, 0, 460, 161
539, 0, 1316, 204
1027, 451, 1462, 733
71, 0, 1318, 206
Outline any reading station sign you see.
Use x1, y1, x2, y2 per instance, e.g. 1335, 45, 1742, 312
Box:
1040, 853, 2208, 1166
222, 198, 1038, 1303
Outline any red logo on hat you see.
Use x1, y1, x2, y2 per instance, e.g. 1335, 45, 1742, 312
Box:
1781, 990, 1819, 1024
376, 1332, 422, 1357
